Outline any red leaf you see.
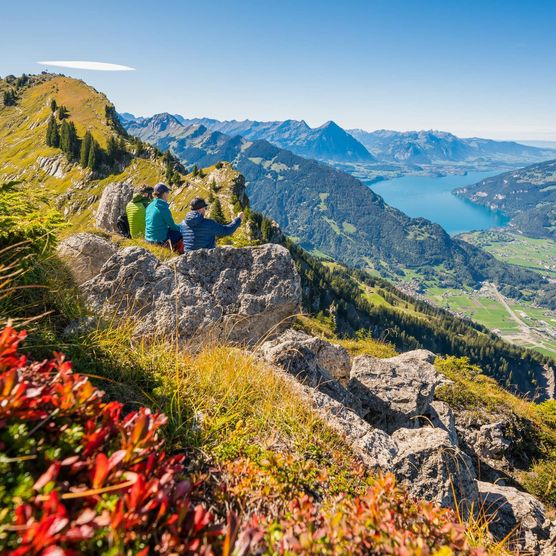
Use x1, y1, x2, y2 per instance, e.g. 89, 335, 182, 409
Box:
33, 462, 61, 491
92, 453, 109, 489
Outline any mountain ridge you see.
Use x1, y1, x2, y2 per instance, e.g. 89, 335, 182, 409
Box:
122, 111, 556, 314
454, 158, 556, 240
349, 128, 556, 166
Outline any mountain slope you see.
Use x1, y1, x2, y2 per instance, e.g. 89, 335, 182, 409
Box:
127, 114, 376, 163
122, 113, 556, 309
349, 129, 556, 166
454, 159, 556, 240
1, 74, 554, 401
0, 74, 184, 229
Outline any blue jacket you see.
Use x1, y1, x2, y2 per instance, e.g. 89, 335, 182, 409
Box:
145, 198, 180, 243
180, 211, 241, 250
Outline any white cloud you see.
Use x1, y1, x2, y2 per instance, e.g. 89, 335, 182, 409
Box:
37, 61, 135, 71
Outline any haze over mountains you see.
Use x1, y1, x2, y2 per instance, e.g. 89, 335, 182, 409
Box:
350, 129, 556, 167
123, 112, 556, 170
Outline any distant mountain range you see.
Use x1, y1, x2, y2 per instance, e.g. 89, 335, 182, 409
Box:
348, 129, 556, 167
128, 115, 375, 164
455, 158, 556, 240
121, 112, 556, 310
124, 113, 556, 174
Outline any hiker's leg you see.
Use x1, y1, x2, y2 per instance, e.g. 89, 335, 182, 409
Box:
167, 229, 184, 254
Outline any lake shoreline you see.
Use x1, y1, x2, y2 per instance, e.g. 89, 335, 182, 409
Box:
366, 170, 510, 235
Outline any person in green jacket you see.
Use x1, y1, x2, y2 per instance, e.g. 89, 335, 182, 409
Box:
125, 186, 153, 239
145, 183, 184, 253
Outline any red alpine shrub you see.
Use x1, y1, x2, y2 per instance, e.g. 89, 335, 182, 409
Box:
0, 326, 225, 555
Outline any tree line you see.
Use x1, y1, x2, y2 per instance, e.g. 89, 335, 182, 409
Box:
45, 99, 128, 173
285, 239, 553, 397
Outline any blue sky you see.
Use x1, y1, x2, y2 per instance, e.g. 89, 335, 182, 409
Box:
2, 0, 556, 139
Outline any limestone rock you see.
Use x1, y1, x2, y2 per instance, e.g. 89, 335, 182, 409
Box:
349, 350, 440, 433
467, 422, 512, 462
260, 329, 360, 412
477, 481, 555, 553
427, 401, 458, 446
95, 182, 133, 233
392, 427, 478, 513
81, 243, 301, 345
57, 233, 116, 285
309, 389, 398, 469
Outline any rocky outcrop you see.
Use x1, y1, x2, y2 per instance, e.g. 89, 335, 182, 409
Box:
349, 350, 441, 433
478, 481, 555, 553
259, 330, 359, 411
37, 154, 67, 178
392, 427, 478, 512
309, 389, 398, 469
57, 233, 116, 285
94, 182, 133, 232
81, 243, 301, 345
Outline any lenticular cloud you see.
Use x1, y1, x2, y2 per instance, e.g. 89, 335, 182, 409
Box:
37, 61, 135, 71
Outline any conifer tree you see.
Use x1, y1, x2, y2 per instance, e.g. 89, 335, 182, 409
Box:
67, 122, 80, 160
46, 116, 60, 147
106, 136, 118, 161
50, 99, 57, 112
57, 105, 69, 120
87, 139, 99, 171
210, 197, 226, 224
59, 120, 71, 154
80, 131, 92, 167
3, 89, 16, 106
117, 137, 126, 157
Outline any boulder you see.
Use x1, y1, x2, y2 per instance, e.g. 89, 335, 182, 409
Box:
392, 427, 478, 513
57, 233, 116, 285
95, 182, 133, 232
81, 243, 301, 345
427, 401, 458, 446
477, 481, 555, 553
260, 329, 360, 412
349, 350, 440, 433
467, 422, 512, 462
261, 329, 351, 380
309, 389, 398, 469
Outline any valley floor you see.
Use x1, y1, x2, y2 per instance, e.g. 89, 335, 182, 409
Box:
424, 231, 556, 359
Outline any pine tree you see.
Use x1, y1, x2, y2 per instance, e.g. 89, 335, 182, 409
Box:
50, 98, 57, 112
117, 137, 126, 157
46, 116, 60, 148
80, 131, 92, 167
3, 89, 16, 106
210, 197, 226, 224
67, 122, 80, 160
191, 164, 198, 177
87, 139, 99, 171
57, 105, 69, 120
59, 120, 71, 154
106, 136, 118, 161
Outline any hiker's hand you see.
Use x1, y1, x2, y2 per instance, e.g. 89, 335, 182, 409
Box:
237, 212, 244, 221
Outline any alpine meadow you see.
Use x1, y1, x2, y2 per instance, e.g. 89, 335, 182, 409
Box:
1, 1, 556, 555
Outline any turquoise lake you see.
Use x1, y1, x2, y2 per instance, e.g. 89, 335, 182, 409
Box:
367, 171, 510, 235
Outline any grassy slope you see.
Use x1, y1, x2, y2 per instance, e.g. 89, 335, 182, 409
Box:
2, 75, 553, 550
0, 75, 172, 230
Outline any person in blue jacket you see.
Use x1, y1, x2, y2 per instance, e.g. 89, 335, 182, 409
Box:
145, 183, 184, 253
181, 197, 243, 251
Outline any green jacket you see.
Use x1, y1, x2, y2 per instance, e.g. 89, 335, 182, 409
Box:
126, 195, 150, 239
145, 197, 180, 243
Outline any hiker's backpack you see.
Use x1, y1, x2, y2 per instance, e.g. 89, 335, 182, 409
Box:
116, 213, 131, 238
